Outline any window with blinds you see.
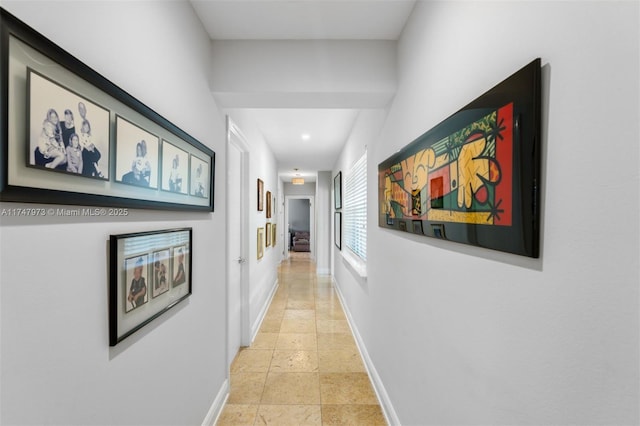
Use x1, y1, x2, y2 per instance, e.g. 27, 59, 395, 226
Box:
344, 151, 367, 262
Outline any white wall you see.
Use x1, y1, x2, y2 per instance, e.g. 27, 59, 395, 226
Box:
224, 109, 280, 338
315, 171, 332, 275
0, 2, 227, 425
210, 40, 396, 108
334, 1, 639, 425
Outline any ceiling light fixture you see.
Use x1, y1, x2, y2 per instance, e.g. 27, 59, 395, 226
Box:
301, 133, 310, 141
292, 177, 305, 185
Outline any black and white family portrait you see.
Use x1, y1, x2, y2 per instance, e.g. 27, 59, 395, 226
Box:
28, 69, 110, 179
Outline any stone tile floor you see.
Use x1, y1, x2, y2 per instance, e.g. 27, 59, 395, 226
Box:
216, 253, 386, 425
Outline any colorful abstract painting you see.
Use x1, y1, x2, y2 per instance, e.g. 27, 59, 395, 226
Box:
378, 59, 541, 257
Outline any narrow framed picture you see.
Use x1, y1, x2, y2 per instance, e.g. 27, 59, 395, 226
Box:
266, 222, 272, 247
124, 254, 149, 313
150, 249, 170, 299
257, 179, 264, 211
335, 211, 342, 250
272, 224, 277, 247
171, 245, 188, 288
190, 154, 209, 198
334, 171, 342, 210
27, 68, 110, 180
115, 115, 159, 189
161, 140, 188, 195
109, 228, 192, 346
266, 190, 272, 218
257, 227, 264, 259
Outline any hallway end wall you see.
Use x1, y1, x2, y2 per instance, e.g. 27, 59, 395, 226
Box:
0, 2, 227, 425
335, 1, 639, 425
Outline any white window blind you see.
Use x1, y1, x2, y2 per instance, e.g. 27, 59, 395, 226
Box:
344, 151, 367, 262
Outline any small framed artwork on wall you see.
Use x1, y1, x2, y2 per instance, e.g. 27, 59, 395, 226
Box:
257, 179, 264, 211
109, 228, 192, 346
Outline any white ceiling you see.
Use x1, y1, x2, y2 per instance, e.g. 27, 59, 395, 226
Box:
190, 0, 416, 182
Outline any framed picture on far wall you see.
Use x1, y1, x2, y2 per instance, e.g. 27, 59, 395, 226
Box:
266, 190, 272, 218
257, 179, 264, 211
109, 228, 192, 346
335, 212, 342, 250
272, 224, 277, 247
266, 222, 272, 247
257, 227, 264, 259
334, 171, 342, 209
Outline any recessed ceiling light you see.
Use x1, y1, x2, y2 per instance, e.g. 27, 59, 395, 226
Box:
301, 133, 310, 141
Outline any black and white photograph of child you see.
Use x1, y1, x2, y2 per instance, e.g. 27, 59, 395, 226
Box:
151, 249, 170, 298
124, 255, 148, 313
171, 245, 188, 288
161, 141, 188, 194
190, 155, 208, 198
116, 115, 159, 189
28, 69, 110, 178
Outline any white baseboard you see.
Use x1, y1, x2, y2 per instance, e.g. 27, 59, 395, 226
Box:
251, 278, 279, 342
201, 378, 229, 426
317, 267, 330, 275
333, 277, 401, 426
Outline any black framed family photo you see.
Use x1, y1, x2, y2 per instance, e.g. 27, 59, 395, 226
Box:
0, 8, 215, 211
109, 228, 192, 346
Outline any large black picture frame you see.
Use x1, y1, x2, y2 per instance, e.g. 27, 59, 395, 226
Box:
0, 8, 215, 211
109, 227, 192, 346
378, 59, 541, 258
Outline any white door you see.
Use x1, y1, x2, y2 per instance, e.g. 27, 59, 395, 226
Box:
226, 117, 250, 369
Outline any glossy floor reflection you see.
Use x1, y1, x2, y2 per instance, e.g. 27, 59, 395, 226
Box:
217, 252, 386, 425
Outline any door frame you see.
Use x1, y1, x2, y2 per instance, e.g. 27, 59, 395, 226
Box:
284, 195, 315, 261
226, 116, 251, 366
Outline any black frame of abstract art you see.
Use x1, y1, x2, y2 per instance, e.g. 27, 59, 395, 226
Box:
378, 58, 542, 258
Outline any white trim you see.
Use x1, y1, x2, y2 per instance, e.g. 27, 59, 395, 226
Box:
251, 278, 279, 342
340, 247, 367, 278
333, 277, 399, 426
226, 116, 251, 351
201, 378, 229, 426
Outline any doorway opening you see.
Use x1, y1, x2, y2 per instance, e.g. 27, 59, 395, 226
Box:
284, 195, 315, 262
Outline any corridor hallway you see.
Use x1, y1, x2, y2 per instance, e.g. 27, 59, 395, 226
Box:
217, 254, 386, 425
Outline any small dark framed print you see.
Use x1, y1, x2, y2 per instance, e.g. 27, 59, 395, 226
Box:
109, 228, 192, 346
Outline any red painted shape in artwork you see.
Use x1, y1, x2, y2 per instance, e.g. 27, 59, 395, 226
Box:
495, 103, 513, 226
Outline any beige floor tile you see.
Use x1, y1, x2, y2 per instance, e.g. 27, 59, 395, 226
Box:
315, 308, 346, 320
316, 319, 351, 334
216, 404, 259, 425
259, 318, 283, 333
283, 309, 315, 320
286, 299, 316, 310
231, 349, 274, 373
270, 350, 319, 373
280, 318, 316, 333
251, 333, 279, 350
319, 373, 378, 405
321, 404, 387, 426
276, 333, 318, 351
316, 333, 358, 351
318, 349, 366, 373
255, 405, 322, 425
228, 373, 267, 404
262, 372, 321, 404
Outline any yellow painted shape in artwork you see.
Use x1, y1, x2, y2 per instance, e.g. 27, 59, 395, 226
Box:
428, 209, 494, 225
